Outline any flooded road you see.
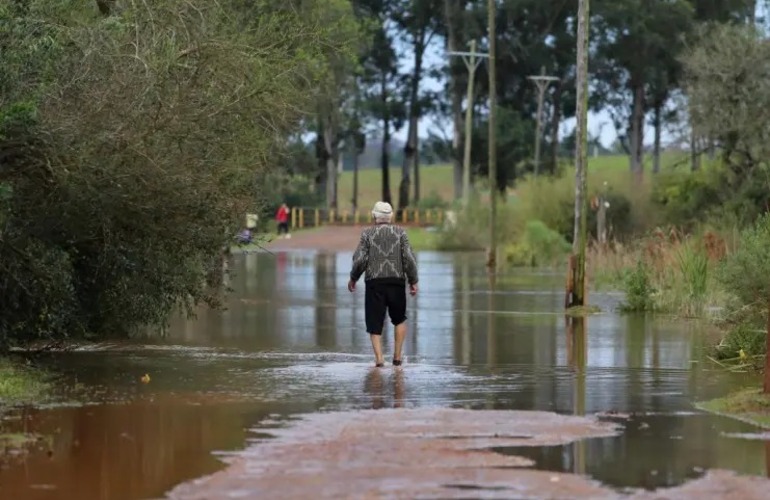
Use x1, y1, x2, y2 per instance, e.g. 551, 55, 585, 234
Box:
1, 251, 768, 499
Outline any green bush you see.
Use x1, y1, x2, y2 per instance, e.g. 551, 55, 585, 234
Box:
651, 167, 723, 230
715, 213, 770, 358
504, 220, 571, 267
676, 242, 709, 305
718, 213, 770, 311
513, 166, 652, 243
416, 190, 449, 210
620, 261, 656, 312
714, 323, 766, 361
0, 0, 360, 348
436, 194, 520, 251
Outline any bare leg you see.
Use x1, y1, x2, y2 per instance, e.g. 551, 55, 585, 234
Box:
394, 322, 407, 362
370, 334, 384, 366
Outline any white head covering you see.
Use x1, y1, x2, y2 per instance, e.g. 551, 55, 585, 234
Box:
372, 201, 393, 224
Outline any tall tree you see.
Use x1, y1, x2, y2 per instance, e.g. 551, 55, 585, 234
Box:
361, 26, 404, 205
394, 0, 441, 210
593, 0, 694, 179
312, 0, 362, 209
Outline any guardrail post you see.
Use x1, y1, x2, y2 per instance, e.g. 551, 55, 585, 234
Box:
299, 209, 305, 228
314, 209, 320, 227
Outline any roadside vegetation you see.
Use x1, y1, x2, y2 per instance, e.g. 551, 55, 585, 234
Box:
0, 358, 50, 406
0, 0, 359, 350
697, 389, 770, 429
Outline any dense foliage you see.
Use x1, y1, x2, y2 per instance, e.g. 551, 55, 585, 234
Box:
0, 0, 358, 348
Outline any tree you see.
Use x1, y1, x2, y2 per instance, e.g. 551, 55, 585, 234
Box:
683, 23, 770, 222
359, 0, 404, 203
593, 0, 694, 179
312, 1, 362, 209
444, 0, 469, 200
0, 0, 358, 347
394, 0, 441, 210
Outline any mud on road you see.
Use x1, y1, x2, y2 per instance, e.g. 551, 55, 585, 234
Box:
167, 408, 770, 499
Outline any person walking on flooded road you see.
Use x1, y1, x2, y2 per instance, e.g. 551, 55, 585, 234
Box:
348, 201, 419, 367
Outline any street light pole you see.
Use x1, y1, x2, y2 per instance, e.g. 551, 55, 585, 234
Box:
448, 41, 488, 207
528, 67, 559, 177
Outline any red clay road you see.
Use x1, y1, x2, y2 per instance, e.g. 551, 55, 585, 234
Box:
265, 226, 370, 253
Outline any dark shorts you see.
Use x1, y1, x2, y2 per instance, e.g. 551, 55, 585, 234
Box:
365, 279, 407, 334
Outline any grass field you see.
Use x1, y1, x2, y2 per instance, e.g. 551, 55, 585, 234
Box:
336, 153, 687, 211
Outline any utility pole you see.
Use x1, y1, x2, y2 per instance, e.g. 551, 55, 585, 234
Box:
448, 40, 489, 207
528, 67, 559, 177
487, 0, 497, 271
567, 0, 590, 308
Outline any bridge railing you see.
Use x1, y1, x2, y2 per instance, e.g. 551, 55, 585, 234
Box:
290, 207, 446, 229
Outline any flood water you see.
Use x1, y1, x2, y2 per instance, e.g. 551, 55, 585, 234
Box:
1, 251, 768, 499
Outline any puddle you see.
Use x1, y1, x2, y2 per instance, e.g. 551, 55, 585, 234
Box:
492, 413, 770, 491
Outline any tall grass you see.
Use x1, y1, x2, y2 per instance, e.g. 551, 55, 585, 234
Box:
591, 228, 730, 317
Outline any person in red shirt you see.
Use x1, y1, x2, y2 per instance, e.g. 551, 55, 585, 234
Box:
275, 203, 290, 239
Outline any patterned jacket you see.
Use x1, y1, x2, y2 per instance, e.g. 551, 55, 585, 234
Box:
350, 224, 419, 285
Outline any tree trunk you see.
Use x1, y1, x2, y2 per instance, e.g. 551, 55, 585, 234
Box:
487, 0, 497, 271
315, 116, 328, 202
629, 82, 645, 179
764, 297, 770, 394
352, 144, 359, 213
445, 0, 465, 200
567, 0, 590, 309
549, 80, 563, 175
323, 117, 338, 209
652, 100, 661, 174
690, 127, 701, 172
707, 137, 716, 161
400, 29, 426, 212
381, 76, 392, 205
414, 143, 421, 203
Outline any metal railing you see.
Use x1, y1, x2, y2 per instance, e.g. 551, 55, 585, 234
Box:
290, 207, 446, 229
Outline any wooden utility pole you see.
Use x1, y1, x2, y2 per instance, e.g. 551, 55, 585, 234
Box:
528, 67, 559, 177
448, 41, 488, 207
567, 0, 590, 308
487, 0, 497, 271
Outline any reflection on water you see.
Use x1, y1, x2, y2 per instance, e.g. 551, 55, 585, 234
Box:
0, 251, 768, 499
363, 368, 405, 409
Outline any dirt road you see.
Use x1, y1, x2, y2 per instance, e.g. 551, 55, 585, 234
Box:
265, 226, 364, 253
168, 408, 770, 499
